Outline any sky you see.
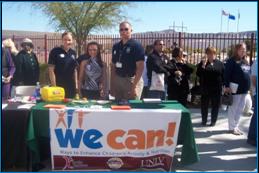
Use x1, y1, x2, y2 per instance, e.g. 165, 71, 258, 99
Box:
1, 2, 257, 35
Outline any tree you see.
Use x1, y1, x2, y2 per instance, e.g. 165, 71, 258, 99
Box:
33, 2, 131, 55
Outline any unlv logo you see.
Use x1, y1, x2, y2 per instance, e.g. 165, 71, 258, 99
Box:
141, 156, 166, 168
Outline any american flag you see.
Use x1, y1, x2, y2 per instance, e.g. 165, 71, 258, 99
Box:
222, 10, 229, 16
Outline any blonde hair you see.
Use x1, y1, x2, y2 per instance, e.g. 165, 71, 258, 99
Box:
205, 46, 216, 55
2, 38, 18, 55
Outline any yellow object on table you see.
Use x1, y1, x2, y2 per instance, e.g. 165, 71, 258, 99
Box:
41, 86, 65, 102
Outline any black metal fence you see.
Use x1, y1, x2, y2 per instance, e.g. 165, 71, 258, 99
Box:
3, 32, 257, 65
2, 32, 257, 88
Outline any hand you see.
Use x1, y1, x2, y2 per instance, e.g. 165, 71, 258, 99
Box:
175, 70, 182, 77
100, 89, 105, 98
129, 85, 137, 99
3, 76, 12, 83
110, 89, 115, 97
224, 87, 232, 94
201, 56, 207, 66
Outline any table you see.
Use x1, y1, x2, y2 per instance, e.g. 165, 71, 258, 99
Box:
26, 100, 199, 168
1, 103, 30, 170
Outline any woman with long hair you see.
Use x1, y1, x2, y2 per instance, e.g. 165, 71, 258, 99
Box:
78, 41, 107, 99
224, 43, 251, 135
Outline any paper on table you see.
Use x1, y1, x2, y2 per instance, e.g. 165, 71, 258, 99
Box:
44, 104, 66, 109
2, 104, 8, 110
17, 104, 36, 109
143, 98, 162, 103
111, 105, 131, 110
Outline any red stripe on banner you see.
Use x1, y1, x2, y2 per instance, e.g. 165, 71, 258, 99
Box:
53, 154, 173, 171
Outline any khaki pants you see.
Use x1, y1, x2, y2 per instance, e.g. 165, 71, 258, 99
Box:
114, 74, 143, 100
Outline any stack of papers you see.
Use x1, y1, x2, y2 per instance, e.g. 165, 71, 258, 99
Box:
17, 104, 35, 109
2, 104, 8, 110
143, 98, 162, 103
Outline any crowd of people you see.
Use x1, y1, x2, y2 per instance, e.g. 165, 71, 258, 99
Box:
1, 21, 257, 142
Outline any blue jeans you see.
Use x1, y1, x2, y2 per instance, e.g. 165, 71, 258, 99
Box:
147, 90, 165, 100
248, 95, 257, 141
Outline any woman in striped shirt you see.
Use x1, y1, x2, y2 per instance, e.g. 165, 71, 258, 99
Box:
78, 41, 107, 100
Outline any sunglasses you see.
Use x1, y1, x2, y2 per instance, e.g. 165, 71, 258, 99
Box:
89, 49, 98, 51
120, 28, 129, 32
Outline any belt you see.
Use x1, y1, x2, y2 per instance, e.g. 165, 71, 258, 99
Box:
117, 73, 135, 78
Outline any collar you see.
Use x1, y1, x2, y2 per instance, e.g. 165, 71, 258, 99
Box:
60, 45, 71, 53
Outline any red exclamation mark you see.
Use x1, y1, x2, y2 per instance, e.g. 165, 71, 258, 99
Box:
165, 122, 176, 146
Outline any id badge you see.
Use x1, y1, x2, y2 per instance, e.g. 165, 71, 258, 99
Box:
116, 62, 122, 68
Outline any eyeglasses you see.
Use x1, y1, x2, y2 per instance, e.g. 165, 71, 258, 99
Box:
120, 28, 129, 32
156, 43, 165, 46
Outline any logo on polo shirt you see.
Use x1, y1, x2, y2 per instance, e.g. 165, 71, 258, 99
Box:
60, 54, 65, 58
71, 54, 76, 59
113, 50, 116, 55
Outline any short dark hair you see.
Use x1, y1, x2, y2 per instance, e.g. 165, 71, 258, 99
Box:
154, 39, 163, 46
119, 21, 132, 28
172, 47, 183, 58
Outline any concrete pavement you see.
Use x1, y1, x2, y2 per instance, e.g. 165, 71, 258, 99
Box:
172, 108, 257, 172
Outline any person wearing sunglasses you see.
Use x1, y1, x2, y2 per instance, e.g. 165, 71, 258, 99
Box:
146, 40, 175, 100
111, 21, 145, 101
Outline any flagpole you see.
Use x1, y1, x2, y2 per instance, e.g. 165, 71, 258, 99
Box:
220, 9, 223, 33
227, 16, 230, 33
237, 9, 240, 32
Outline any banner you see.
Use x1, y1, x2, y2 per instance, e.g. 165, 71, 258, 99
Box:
49, 108, 182, 171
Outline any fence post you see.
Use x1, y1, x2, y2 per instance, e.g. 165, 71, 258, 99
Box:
250, 33, 254, 66
178, 32, 182, 48
12, 34, 15, 42
44, 34, 47, 64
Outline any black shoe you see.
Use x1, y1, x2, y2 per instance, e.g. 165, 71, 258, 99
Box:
201, 122, 207, 126
210, 122, 216, 126
32, 163, 45, 172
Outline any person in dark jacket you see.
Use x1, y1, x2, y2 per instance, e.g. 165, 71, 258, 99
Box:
224, 43, 251, 135
167, 47, 193, 106
146, 40, 175, 99
196, 47, 224, 126
12, 38, 40, 86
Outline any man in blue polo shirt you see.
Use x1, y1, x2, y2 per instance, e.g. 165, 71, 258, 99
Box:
48, 32, 78, 98
111, 21, 144, 100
